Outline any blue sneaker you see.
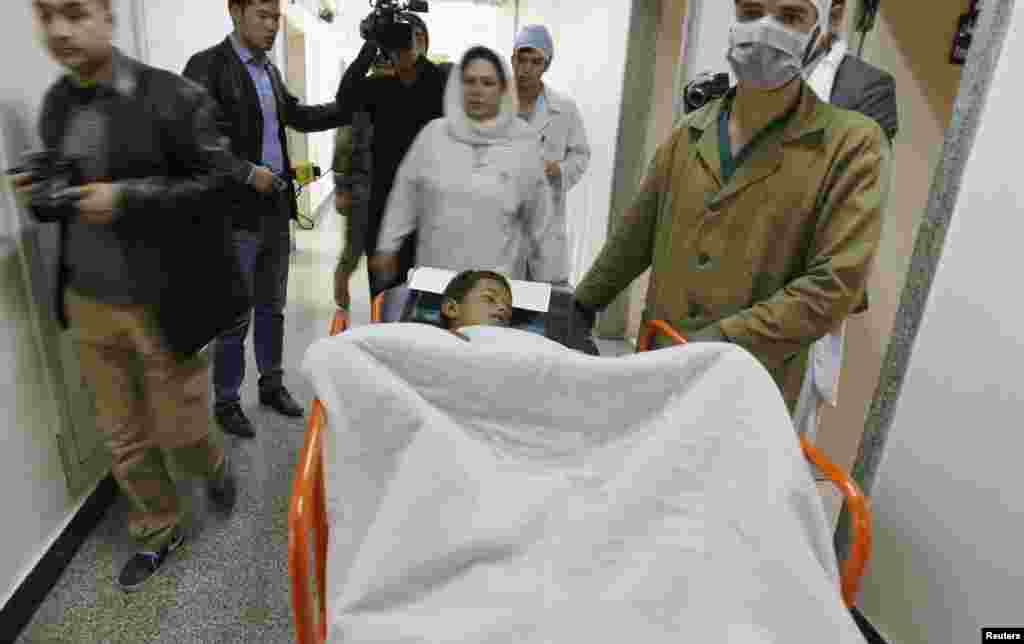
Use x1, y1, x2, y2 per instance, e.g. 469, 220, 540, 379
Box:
117, 528, 185, 593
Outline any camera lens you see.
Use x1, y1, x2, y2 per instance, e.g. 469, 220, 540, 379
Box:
685, 85, 706, 111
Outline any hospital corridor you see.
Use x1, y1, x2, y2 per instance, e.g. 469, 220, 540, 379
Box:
2, 1, 1023, 643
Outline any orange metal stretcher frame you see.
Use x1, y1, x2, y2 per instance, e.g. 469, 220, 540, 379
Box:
287, 308, 873, 644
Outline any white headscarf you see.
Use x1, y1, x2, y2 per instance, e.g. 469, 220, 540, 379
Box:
444, 45, 532, 145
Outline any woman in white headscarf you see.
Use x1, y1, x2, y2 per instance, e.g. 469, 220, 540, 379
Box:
368, 45, 567, 285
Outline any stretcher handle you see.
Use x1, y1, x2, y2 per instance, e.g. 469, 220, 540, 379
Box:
637, 319, 872, 609
638, 319, 688, 351
288, 309, 348, 644
372, 292, 385, 323
800, 437, 872, 608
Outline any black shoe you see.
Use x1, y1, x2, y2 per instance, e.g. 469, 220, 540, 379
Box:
216, 402, 255, 438
117, 528, 185, 593
207, 454, 237, 515
259, 386, 304, 418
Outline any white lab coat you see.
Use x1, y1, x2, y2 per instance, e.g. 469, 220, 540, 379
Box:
794, 39, 850, 442
525, 85, 590, 281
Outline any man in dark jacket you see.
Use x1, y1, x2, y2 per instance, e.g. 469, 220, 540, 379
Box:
333, 16, 447, 304
14, 0, 247, 592
183, 0, 349, 438
803, 0, 899, 141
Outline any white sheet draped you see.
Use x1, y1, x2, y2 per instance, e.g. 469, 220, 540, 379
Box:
301, 323, 864, 643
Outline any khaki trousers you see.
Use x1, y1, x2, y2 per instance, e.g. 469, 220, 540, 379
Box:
65, 289, 224, 550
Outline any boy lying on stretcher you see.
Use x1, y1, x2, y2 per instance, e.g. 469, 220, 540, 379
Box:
438, 270, 514, 340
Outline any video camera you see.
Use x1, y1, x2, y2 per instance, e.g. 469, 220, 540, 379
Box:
5, 150, 84, 222
682, 72, 731, 114
360, 0, 429, 52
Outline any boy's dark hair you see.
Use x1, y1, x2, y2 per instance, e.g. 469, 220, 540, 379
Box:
460, 46, 507, 89
440, 270, 512, 329
228, 0, 271, 10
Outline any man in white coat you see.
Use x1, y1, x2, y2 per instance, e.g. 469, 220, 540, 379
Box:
512, 25, 591, 283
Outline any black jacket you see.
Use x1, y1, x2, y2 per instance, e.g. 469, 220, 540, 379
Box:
831, 54, 899, 142
36, 50, 249, 358
182, 36, 348, 230
336, 43, 447, 251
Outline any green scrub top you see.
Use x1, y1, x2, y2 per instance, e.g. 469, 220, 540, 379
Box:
719, 90, 801, 185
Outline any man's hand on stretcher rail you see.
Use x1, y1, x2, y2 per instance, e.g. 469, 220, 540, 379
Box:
570, 299, 597, 334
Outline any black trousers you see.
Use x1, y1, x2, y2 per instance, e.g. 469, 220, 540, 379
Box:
214, 193, 292, 404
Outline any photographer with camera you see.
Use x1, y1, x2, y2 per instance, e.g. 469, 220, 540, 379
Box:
182, 0, 353, 438
10, 0, 248, 592
331, 1, 447, 306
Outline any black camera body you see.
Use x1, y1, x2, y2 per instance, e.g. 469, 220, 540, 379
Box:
6, 150, 84, 222
360, 0, 428, 51
682, 72, 731, 114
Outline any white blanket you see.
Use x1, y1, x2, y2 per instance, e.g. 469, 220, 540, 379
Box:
301, 323, 865, 643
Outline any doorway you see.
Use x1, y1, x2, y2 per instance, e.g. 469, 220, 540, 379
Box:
816, 0, 967, 478
284, 15, 311, 221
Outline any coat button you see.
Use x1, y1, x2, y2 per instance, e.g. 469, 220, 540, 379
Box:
697, 253, 712, 269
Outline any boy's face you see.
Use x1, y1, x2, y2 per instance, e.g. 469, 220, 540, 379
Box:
443, 279, 513, 329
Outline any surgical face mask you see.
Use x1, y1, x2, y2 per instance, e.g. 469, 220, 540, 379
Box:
727, 17, 817, 91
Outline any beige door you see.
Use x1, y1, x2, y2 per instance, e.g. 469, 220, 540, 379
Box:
285, 16, 311, 221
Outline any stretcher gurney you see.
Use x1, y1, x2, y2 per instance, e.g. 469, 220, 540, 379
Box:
288, 277, 872, 644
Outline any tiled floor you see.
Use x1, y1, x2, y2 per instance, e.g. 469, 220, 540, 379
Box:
15, 200, 843, 643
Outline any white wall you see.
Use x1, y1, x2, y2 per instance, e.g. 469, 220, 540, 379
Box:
418, 1, 513, 61
679, 0, 734, 85
856, 5, 1024, 642
0, 0, 138, 610
141, 1, 235, 75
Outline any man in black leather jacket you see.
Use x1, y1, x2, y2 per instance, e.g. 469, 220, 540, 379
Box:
183, 0, 349, 438
14, 0, 247, 593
